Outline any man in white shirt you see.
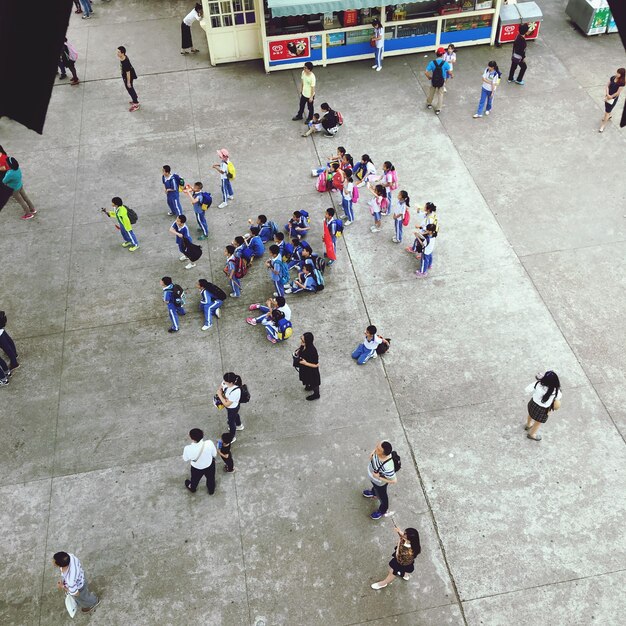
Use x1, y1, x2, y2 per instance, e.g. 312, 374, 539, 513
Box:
351, 325, 389, 365
181, 3, 203, 54
292, 62, 316, 124
53, 552, 100, 613
182, 428, 218, 494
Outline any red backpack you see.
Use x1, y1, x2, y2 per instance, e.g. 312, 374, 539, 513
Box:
234, 256, 248, 279
332, 171, 344, 190
336, 111, 344, 126
402, 207, 411, 226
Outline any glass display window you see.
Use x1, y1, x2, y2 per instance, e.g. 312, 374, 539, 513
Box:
210, 0, 256, 28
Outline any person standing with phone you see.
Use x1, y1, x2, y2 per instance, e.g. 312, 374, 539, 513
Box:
116, 46, 139, 112
370, 19, 384, 72
371, 525, 421, 590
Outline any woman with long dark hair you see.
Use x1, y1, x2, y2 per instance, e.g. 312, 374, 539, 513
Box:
371, 526, 421, 590
474, 60, 501, 118
216, 372, 244, 441
181, 4, 203, 54
293, 332, 320, 400
525, 371, 562, 441
599, 68, 625, 133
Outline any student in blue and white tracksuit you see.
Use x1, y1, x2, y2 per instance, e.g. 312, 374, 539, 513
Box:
161, 276, 185, 333
243, 227, 265, 262
266, 244, 289, 297
197, 279, 222, 331
212, 148, 234, 208
290, 265, 318, 294
162, 165, 183, 216
224, 245, 241, 297
247, 295, 291, 327
169, 214, 191, 260
391, 190, 410, 244
288, 238, 310, 270
342, 170, 355, 225
352, 325, 388, 365
416, 224, 437, 277
233, 236, 248, 259
323, 208, 337, 266
184, 182, 210, 240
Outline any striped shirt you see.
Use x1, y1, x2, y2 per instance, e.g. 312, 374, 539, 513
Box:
61, 554, 85, 595
368, 453, 396, 487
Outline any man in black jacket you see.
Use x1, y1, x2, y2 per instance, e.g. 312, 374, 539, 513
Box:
508, 23, 529, 85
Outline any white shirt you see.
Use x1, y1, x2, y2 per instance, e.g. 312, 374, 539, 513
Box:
279, 303, 292, 321
342, 181, 354, 200
182, 439, 217, 469
60, 554, 85, 595
423, 236, 436, 255
482, 68, 499, 92
219, 161, 228, 180
222, 383, 241, 408
183, 9, 201, 26
363, 334, 383, 350
393, 200, 405, 220
364, 162, 376, 178
525, 382, 562, 408
443, 51, 456, 66
374, 26, 384, 49
368, 196, 383, 215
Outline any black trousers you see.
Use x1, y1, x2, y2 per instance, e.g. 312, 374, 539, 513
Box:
372, 482, 389, 514
508, 58, 527, 82
181, 22, 193, 49
223, 454, 234, 472
226, 406, 241, 438
296, 94, 314, 121
0, 331, 18, 368
0, 356, 9, 379
190, 462, 216, 493
59, 59, 78, 81
124, 79, 138, 104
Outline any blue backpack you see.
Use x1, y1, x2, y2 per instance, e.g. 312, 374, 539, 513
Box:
333, 218, 344, 235
299, 210, 310, 223
274, 259, 290, 285
276, 317, 293, 341
267, 220, 279, 236
311, 267, 325, 292
281, 242, 294, 262
200, 191, 212, 210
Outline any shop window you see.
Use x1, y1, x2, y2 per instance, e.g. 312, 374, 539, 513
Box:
209, 0, 255, 28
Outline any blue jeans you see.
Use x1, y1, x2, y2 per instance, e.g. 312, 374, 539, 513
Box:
352, 343, 376, 365
476, 87, 493, 116
374, 47, 383, 68
195, 210, 208, 236
79, 0, 92, 16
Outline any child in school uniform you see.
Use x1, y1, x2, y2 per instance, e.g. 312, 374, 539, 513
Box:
162, 165, 184, 216
247, 296, 292, 343
352, 325, 389, 365
341, 169, 355, 225
183, 181, 211, 240
212, 148, 234, 209
160, 276, 186, 333
197, 279, 222, 331
354, 154, 377, 188
366, 183, 387, 233
407, 202, 438, 256
323, 207, 338, 265
290, 265, 318, 294
415, 224, 437, 277
169, 214, 194, 267
391, 190, 410, 244
266, 245, 290, 297
224, 245, 241, 297
248, 214, 277, 243
285, 211, 310, 239
443, 44, 456, 92
217, 432, 235, 473
243, 226, 265, 263
287, 237, 310, 270
273, 231, 293, 262
380, 161, 398, 214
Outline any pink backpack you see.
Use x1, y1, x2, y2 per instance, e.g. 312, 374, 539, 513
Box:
389, 169, 398, 190
351, 185, 359, 203
316, 171, 327, 193
380, 197, 389, 212
67, 41, 78, 62
402, 207, 410, 227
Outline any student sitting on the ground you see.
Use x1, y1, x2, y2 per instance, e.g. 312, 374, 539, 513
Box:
285, 210, 310, 239
233, 235, 249, 259
290, 265, 319, 294
352, 325, 389, 364
273, 231, 293, 262
248, 214, 278, 243
246, 296, 293, 343
287, 237, 311, 269
242, 226, 265, 262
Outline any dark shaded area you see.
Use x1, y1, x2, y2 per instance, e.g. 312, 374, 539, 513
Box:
607, 0, 626, 127
0, 0, 73, 135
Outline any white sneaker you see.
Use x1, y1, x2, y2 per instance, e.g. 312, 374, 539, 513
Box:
218, 201, 228, 209
201, 325, 210, 331
231, 436, 236, 443
372, 64, 378, 69
473, 114, 482, 118
179, 255, 188, 261
236, 424, 245, 431
227, 196, 234, 200
344, 220, 352, 226
485, 111, 490, 116
370, 226, 380, 233
392, 237, 399, 243
185, 262, 196, 269
215, 308, 221, 318
376, 66, 382, 72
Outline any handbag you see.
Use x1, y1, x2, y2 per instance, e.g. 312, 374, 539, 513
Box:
65, 593, 78, 618
292, 348, 301, 369
551, 398, 561, 411
370, 37, 377, 48
511, 52, 523, 63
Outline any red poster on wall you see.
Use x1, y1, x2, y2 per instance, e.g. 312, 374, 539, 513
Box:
268, 37, 310, 61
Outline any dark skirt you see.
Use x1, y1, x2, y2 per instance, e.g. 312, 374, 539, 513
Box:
181, 22, 193, 49
298, 364, 321, 387
527, 399, 549, 424
389, 552, 415, 577
605, 97, 619, 113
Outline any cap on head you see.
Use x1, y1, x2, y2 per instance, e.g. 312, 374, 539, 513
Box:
217, 148, 229, 160
436, 47, 445, 56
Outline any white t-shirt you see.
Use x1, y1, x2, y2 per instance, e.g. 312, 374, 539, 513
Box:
482, 68, 499, 92
183, 9, 201, 26
342, 181, 354, 200
222, 383, 241, 408
364, 334, 383, 350
393, 200, 405, 220
423, 236, 436, 255
220, 161, 228, 180
279, 303, 292, 321
364, 162, 376, 179
525, 382, 562, 408
374, 27, 384, 49
182, 439, 217, 469
368, 196, 383, 216
443, 51, 456, 66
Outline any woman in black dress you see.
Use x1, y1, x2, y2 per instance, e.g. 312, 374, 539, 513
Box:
599, 68, 625, 133
293, 332, 320, 400
371, 526, 421, 590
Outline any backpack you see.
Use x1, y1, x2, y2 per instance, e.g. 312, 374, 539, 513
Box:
274, 258, 290, 285
234, 256, 248, 279
238, 383, 250, 403
125, 206, 138, 224
281, 242, 294, 262
351, 185, 359, 203
267, 220, 279, 237
376, 337, 391, 355
173, 174, 185, 191
391, 450, 401, 472
316, 171, 328, 193
200, 191, 212, 210
311, 268, 325, 292
299, 210, 310, 223
380, 197, 389, 212
67, 41, 78, 62
206, 282, 227, 301
336, 110, 344, 126
171, 284, 185, 306
402, 207, 411, 227
311, 253, 326, 274
183, 238, 203, 262
276, 317, 293, 341
0, 310, 7, 329
333, 218, 344, 235
332, 171, 344, 190
227, 161, 236, 180
389, 169, 398, 191
431, 60, 445, 88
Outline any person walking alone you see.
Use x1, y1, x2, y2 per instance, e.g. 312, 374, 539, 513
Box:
292, 62, 316, 123
473, 61, 500, 118
371, 526, 421, 590
508, 23, 529, 85
215, 372, 245, 441
53, 552, 100, 614
59, 38, 80, 85
371, 18, 384, 72
102, 197, 139, 251
181, 3, 203, 54
293, 332, 320, 400
425, 48, 452, 115
525, 371, 562, 441
0, 157, 36, 219
362, 440, 399, 520
182, 428, 218, 494
599, 68, 625, 133
117, 46, 139, 112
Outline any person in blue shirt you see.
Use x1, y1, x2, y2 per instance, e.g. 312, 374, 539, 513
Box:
323, 207, 338, 266
265, 244, 290, 297
162, 165, 183, 217
273, 231, 293, 262
160, 276, 186, 333
425, 48, 452, 115
183, 181, 211, 240
248, 214, 277, 243
284, 210, 310, 239
290, 265, 317, 294
168, 214, 195, 268
1, 157, 36, 219
233, 235, 248, 259
242, 226, 265, 263
197, 279, 222, 331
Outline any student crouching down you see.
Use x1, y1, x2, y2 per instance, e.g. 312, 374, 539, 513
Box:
247, 296, 293, 344
352, 325, 389, 364
197, 279, 223, 331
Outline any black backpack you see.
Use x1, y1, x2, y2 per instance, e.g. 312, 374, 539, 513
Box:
391, 451, 401, 472
431, 60, 445, 88
376, 338, 391, 355
125, 206, 138, 224
171, 284, 184, 306
183, 237, 203, 262
206, 282, 227, 301
238, 384, 251, 403
0, 311, 6, 329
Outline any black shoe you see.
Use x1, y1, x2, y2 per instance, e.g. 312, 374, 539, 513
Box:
168, 328, 178, 333
304, 385, 312, 391
208, 490, 215, 495
184, 480, 195, 492
306, 393, 320, 401
292, 115, 303, 121
59, 74, 67, 79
